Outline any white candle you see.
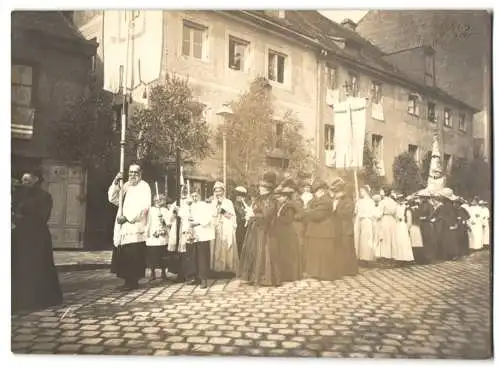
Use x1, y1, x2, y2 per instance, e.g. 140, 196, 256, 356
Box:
155, 181, 159, 198
187, 179, 191, 195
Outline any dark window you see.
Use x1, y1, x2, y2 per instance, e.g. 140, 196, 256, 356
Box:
427, 102, 437, 122
324, 125, 335, 150
268, 51, 286, 84
228, 36, 248, 71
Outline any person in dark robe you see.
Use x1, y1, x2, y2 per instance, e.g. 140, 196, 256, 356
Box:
238, 172, 280, 286
273, 179, 301, 282
433, 188, 460, 261
233, 186, 249, 258
330, 181, 359, 277
300, 178, 337, 281
12, 170, 63, 312
454, 197, 471, 258
416, 192, 437, 264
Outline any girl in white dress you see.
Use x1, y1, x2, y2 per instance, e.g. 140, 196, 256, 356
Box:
479, 201, 490, 249
145, 194, 170, 280
355, 186, 376, 264
393, 196, 415, 264
467, 197, 484, 251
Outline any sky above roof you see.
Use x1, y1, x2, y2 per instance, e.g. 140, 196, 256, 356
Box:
318, 10, 368, 23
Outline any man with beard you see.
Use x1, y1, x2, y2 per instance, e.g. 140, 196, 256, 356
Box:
109, 164, 151, 290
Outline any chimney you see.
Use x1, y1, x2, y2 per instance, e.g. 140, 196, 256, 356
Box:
265, 10, 286, 19
340, 18, 357, 31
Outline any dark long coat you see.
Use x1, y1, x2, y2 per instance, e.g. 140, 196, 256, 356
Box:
331, 196, 358, 277
12, 186, 63, 312
238, 194, 280, 286
434, 200, 460, 260
456, 205, 470, 257
416, 201, 437, 262
273, 201, 301, 282
234, 200, 248, 258
301, 193, 337, 280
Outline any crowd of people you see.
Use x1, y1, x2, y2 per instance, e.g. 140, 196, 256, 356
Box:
10, 163, 491, 314
107, 164, 490, 291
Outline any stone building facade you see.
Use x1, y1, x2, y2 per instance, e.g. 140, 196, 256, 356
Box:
356, 10, 492, 159
12, 11, 97, 248
72, 10, 477, 189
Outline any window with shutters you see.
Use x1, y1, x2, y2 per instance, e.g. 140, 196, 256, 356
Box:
182, 20, 207, 60
408, 144, 419, 162
371, 81, 382, 104
228, 36, 249, 71
407, 94, 419, 116
268, 50, 286, 84
427, 102, 437, 123
458, 113, 467, 132
444, 108, 452, 128
326, 66, 337, 90
12, 63, 36, 139
324, 125, 335, 150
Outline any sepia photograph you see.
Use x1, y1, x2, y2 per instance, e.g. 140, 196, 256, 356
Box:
9, 3, 494, 363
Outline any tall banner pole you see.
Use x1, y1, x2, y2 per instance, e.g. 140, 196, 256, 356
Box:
118, 17, 132, 219
175, 147, 181, 252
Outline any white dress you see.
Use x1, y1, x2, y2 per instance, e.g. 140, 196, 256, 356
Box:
467, 205, 483, 250
355, 198, 376, 261
210, 197, 239, 273
480, 206, 490, 247
393, 204, 415, 261
146, 207, 170, 247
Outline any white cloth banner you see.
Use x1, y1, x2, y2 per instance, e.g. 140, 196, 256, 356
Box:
333, 97, 367, 169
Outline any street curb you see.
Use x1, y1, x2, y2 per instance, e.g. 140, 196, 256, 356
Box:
56, 263, 111, 273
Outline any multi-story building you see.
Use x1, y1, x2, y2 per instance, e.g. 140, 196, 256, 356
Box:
11, 11, 97, 249
72, 10, 478, 189
356, 10, 492, 160
73, 10, 321, 198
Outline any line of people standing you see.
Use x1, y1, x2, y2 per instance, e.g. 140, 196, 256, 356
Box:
354, 185, 490, 267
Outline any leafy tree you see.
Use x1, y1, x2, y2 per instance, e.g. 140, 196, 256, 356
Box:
449, 155, 491, 201
392, 151, 424, 195
218, 77, 319, 188
52, 89, 118, 171
129, 74, 212, 172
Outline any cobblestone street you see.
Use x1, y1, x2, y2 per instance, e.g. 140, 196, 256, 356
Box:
11, 251, 492, 359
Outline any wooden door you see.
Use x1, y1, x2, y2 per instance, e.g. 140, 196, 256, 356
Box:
43, 161, 87, 249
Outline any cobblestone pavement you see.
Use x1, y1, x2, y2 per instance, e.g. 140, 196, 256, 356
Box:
12, 251, 491, 358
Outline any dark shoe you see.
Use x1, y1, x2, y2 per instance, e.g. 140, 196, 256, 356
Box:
200, 280, 208, 289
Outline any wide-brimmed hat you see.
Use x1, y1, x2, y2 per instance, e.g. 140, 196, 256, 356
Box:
259, 171, 277, 189
213, 181, 225, 190
235, 186, 247, 195
275, 178, 296, 195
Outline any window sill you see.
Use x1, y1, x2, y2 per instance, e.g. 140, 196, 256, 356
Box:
268, 79, 292, 92
180, 55, 210, 65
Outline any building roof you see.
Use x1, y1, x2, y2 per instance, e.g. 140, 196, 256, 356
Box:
230, 10, 478, 113
12, 11, 97, 49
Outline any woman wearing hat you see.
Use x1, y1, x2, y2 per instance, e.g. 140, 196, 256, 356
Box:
330, 181, 359, 277
433, 188, 460, 261
300, 178, 338, 280
238, 172, 280, 286
273, 179, 301, 283
210, 181, 238, 274
12, 170, 63, 312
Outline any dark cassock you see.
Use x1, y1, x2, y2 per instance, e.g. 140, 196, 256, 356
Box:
416, 196, 437, 264
433, 189, 460, 261
455, 199, 471, 258
238, 172, 281, 286
234, 186, 249, 259
300, 179, 337, 281
273, 179, 301, 282
12, 171, 63, 312
330, 183, 358, 278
